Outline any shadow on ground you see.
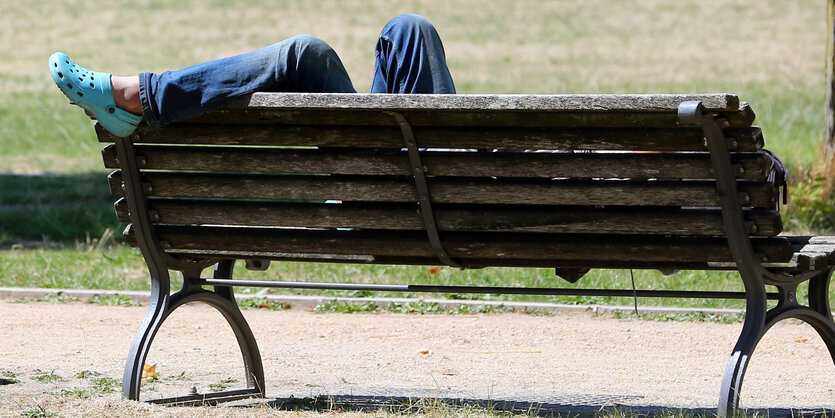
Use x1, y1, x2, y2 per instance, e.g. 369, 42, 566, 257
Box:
0, 173, 121, 245
258, 395, 834, 417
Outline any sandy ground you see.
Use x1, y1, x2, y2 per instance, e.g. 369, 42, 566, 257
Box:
1, 300, 833, 416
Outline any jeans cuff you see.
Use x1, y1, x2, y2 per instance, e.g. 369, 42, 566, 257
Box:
138, 72, 162, 129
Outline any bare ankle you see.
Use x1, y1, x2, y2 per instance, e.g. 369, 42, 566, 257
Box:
111, 76, 142, 115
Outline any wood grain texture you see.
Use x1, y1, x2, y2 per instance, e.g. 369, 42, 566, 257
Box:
106, 171, 777, 209
101, 144, 772, 180
112, 198, 783, 237
787, 236, 835, 271
98, 124, 763, 152
226, 93, 740, 112
134, 226, 793, 263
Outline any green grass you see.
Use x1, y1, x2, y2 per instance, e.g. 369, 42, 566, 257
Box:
2, 1, 835, 314
236, 297, 290, 311
86, 293, 142, 307
207, 378, 239, 393
60, 374, 120, 399
13, 293, 79, 304
31, 370, 62, 384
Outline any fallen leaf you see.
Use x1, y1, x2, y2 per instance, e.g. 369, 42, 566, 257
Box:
794, 338, 808, 343
142, 363, 158, 379
416, 348, 431, 355
427, 267, 440, 275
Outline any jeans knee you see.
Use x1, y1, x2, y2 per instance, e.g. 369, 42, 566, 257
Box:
286, 34, 334, 56
383, 14, 436, 35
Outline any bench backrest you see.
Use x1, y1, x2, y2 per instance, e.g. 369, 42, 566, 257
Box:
98, 93, 792, 270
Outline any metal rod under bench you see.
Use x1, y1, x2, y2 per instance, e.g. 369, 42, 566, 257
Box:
201, 278, 780, 300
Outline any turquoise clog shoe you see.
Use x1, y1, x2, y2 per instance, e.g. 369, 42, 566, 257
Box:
49, 52, 142, 137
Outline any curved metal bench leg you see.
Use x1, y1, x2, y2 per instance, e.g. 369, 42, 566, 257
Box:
806, 269, 835, 365
718, 270, 835, 416
123, 260, 266, 404
122, 265, 171, 401
718, 286, 767, 416
207, 260, 266, 398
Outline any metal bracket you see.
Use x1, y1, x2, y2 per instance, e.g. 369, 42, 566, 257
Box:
386, 111, 462, 269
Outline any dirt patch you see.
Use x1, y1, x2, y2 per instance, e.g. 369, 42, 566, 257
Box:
0, 300, 832, 416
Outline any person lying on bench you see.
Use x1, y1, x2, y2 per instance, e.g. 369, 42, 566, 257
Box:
48, 14, 455, 137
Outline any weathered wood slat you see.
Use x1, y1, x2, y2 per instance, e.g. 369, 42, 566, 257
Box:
167, 251, 735, 271
101, 144, 772, 180
107, 172, 777, 208
724, 102, 755, 127
231, 93, 741, 112
785, 236, 835, 271
176, 109, 754, 129
122, 226, 739, 270
113, 198, 783, 236
133, 226, 794, 263
99, 124, 763, 152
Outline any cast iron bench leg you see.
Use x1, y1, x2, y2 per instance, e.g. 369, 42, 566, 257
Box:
808, 269, 835, 364
718, 268, 835, 415
717, 272, 768, 416
122, 260, 266, 405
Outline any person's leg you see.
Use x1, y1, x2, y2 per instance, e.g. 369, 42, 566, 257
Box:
50, 35, 356, 135
140, 35, 356, 128
370, 14, 455, 94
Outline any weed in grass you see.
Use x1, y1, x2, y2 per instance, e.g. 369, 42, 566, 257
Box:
13, 293, 79, 304
164, 371, 188, 382
520, 309, 554, 317
314, 300, 380, 314
782, 169, 835, 234
208, 377, 239, 392
387, 300, 445, 314
61, 375, 119, 399
1, 370, 18, 379
447, 303, 512, 315
22, 405, 56, 418
237, 297, 290, 311
31, 369, 62, 383
74, 370, 101, 379
87, 294, 141, 307
339, 289, 374, 298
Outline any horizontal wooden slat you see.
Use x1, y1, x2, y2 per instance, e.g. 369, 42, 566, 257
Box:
182, 109, 753, 129
98, 124, 763, 152
101, 145, 772, 180
126, 226, 794, 264
231, 93, 741, 112
786, 236, 835, 271
107, 172, 777, 208
113, 199, 782, 236
121, 225, 741, 270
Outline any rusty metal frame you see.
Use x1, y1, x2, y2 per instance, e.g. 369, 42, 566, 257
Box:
679, 102, 835, 416
114, 134, 265, 404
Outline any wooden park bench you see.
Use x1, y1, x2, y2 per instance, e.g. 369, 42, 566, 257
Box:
96, 93, 835, 416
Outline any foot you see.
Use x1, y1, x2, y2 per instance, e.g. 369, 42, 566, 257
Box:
48, 52, 142, 137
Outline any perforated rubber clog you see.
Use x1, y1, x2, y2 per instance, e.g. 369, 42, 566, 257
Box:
49, 52, 141, 137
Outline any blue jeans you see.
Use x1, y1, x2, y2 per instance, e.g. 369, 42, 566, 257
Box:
138, 14, 455, 128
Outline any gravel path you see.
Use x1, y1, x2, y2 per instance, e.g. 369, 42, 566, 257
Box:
1, 300, 833, 415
